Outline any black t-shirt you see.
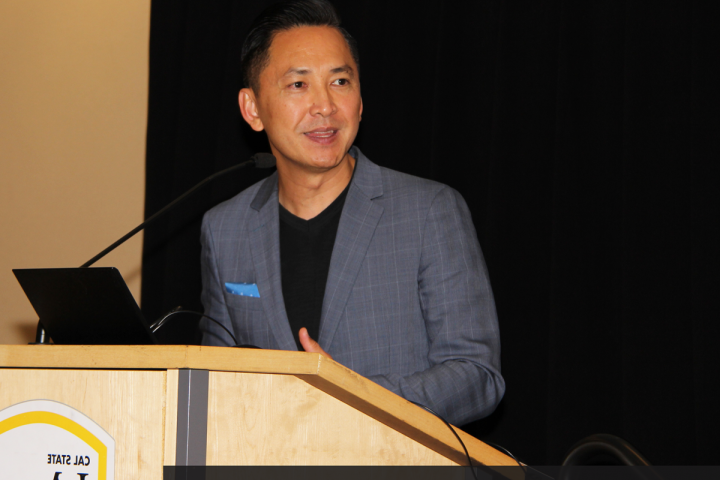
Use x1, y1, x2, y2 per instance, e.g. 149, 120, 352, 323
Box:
279, 184, 350, 350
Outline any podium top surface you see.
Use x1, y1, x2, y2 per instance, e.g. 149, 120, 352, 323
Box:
0, 345, 517, 468
0, 344, 324, 373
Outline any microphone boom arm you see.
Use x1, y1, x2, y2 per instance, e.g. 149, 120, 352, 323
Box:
32, 153, 274, 345
81, 154, 273, 268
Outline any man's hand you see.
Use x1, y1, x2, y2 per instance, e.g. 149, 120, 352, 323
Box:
298, 327, 333, 360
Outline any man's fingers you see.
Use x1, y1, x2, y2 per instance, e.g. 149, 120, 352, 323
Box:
298, 327, 333, 360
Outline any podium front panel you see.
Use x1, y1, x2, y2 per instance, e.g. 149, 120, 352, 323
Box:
0, 368, 167, 479
206, 371, 458, 465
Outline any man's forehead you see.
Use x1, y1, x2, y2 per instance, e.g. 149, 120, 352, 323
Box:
266, 26, 355, 71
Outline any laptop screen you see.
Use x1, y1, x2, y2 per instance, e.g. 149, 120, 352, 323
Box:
13, 267, 157, 345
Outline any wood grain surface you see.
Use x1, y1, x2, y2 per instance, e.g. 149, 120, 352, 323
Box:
0, 368, 166, 479
206, 371, 457, 465
0, 345, 516, 467
163, 368, 178, 466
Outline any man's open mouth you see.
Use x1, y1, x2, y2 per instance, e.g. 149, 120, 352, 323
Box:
304, 129, 338, 138
304, 128, 339, 143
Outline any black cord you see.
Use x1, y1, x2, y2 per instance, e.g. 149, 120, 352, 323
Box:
150, 308, 241, 347
410, 401, 479, 480
484, 441, 526, 472
410, 402, 526, 478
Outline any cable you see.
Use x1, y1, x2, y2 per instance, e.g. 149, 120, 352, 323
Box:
150, 308, 242, 347
410, 401, 526, 478
484, 441, 526, 471
410, 401, 479, 480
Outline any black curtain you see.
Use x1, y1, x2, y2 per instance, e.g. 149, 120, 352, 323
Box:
142, 0, 720, 465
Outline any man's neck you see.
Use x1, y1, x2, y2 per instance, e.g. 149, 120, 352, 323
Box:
277, 153, 356, 220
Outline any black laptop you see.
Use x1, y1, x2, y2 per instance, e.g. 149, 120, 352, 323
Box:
13, 267, 157, 345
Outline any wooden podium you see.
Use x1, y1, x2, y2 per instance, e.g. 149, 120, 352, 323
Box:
0, 345, 514, 478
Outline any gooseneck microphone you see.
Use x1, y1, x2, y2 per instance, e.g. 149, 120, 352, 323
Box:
32, 153, 275, 344
80, 152, 276, 268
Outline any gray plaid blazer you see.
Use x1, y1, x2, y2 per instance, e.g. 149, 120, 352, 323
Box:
200, 147, 505, 425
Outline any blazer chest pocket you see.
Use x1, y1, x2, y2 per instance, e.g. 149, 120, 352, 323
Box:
224, 291, 264, 311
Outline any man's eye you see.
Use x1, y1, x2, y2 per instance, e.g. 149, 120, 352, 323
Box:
291, 81, 304, 88
333, 78, 349, 86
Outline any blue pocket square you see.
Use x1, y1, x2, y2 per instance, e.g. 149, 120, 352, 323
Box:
225, 282, 260, 298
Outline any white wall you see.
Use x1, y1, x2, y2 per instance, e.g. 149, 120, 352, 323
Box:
0, 0, 151, 344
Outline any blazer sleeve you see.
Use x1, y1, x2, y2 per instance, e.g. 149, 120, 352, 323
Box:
366, 186, 505, 426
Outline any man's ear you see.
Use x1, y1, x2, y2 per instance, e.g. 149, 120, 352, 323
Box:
238, 88, 264, 132
359, 96, 363, 122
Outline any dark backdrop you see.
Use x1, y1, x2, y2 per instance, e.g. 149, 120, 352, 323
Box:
142, 0, 720, 465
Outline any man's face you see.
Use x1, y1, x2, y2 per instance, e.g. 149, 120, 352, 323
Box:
239, 26, 362, 173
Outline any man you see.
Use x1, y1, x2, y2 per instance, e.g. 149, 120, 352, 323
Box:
199, 0, 504, 426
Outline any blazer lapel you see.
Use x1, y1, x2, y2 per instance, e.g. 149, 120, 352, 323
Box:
318, 152, 384, 350
248, 173, 297, 351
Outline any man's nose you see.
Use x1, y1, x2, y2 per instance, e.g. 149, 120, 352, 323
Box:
309, 85, 337, 117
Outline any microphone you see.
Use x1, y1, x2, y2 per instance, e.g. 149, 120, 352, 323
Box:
31, 153, 275, 344
80, 153, 275, 268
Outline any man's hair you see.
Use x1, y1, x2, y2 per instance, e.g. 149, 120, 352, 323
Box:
240, 0, 360, 93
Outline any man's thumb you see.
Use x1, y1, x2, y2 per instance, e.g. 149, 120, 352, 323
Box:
298, 327, 321, 352
298, 328, 333, 359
